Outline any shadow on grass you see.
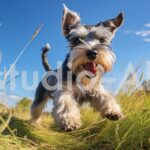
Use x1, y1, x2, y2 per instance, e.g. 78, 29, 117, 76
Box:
1, 114, 35, 139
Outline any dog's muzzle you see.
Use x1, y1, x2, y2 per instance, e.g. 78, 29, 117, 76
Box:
86, 50, 97, 60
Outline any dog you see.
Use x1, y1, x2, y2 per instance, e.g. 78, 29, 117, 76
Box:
31, 4, 124, 131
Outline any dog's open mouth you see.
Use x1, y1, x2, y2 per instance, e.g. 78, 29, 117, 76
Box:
82, 62, 97, 76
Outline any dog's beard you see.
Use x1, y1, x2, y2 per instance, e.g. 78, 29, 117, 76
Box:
67, 45, 116, 77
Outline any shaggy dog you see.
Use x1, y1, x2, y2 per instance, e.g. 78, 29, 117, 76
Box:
31, 5, 124, 131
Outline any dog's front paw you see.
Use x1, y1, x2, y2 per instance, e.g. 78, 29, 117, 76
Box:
105, 111, 123, 121
60, 117, 82, 131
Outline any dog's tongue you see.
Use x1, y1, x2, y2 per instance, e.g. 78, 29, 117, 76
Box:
85, 63, 97, 75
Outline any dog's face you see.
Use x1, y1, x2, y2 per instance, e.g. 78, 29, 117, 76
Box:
62, 5, 123, 78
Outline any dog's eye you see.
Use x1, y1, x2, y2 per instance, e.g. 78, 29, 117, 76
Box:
99, 38, 105, 43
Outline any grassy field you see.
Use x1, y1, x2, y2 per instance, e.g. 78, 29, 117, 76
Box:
0, 92, 150, 150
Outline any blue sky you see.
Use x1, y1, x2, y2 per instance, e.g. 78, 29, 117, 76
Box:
0, 0, 150, 104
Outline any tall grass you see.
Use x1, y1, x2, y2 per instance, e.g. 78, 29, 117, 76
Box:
0, 91, 150, 150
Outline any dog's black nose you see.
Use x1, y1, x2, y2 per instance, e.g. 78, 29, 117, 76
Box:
86, 50, 97, 60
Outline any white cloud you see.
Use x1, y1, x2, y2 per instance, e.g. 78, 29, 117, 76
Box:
143, 38, 150, 42
124, 30, 133, 34
8, 95, 22, 101
135, 22, 150, 41
0, 93, 22, 107
0, 92, 34, 107
145, 23, 150, 28
135, 30, 150, 37
0, 92, 22, 101
0, 23, 2, 27
27, 96, 34, 100
0, 92, 33, 102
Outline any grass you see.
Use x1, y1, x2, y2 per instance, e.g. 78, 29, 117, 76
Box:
0, 92, 150, 150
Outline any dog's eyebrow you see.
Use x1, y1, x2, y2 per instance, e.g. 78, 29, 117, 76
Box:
95, 25, 114, 39
69, 26, 88, 38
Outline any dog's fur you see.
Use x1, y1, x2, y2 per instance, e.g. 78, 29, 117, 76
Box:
31, 5, 124, 131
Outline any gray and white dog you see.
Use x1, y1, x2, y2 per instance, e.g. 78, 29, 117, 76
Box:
31, 5, 124, 131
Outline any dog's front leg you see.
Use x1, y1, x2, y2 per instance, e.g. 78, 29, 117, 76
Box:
92, 86, 123, 120
53, 92, 81, 131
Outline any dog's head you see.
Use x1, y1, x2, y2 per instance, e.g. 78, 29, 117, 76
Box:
62, 4, 124, 78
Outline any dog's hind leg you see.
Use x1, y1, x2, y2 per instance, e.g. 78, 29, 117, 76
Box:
31, 82, 49, 121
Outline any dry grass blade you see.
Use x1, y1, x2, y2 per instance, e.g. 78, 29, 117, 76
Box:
18, 137, 38, 146
69, 119, 106, 133
126, 59, 144, 82
116, 124, 135, 150
139, 72, 144, 83
5, 23, 44, 79
0, 111, 12, 134
31, 23, 44, 40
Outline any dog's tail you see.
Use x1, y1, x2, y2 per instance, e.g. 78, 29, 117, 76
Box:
41, 43, 51, 72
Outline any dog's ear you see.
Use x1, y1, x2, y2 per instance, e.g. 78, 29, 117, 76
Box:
103, 12, 124, 32
62, 4, 81, 37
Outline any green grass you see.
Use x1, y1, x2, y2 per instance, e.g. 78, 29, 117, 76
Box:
0, 92, 150, 150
